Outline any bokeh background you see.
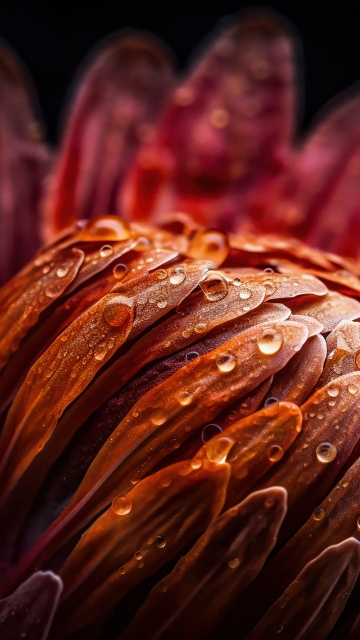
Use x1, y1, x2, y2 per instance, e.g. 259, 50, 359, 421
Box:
0, 1, 358, 143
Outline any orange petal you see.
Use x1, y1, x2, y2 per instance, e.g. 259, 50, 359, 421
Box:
264, 334, 326, 405
15, 320, 307, 579
196, 401, 301, 508
290, 290, 360, 332
0, 294, 134, 501
55, 458, 230, 636
121, 487, 287, 640
317, 320, 360, 387
246, 538, 360, 640
259, 371, 360, 542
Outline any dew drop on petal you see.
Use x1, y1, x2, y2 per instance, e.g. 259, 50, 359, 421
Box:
112, 495, 132, 515
187, 229, 229, 266
216, 352, 236, 372
327, 386, 339, 398
191, 458, 202, 470
156, 269, 168, 280
257, 328, 283, 355
185, 351, 199, 362
264, 397, 278, 407
169, 266, 186, 285
200, 273, 228, 301
348, 384, 359, 395
267, 444, 284, 462
316, 442, 337, 463
94, 345, 107, 361
357, 516, 360, 530
313, 507, 325, 521
177, 391, 193, 406
113, 263, 129, 280
100, 244, 114, 258
202, 423, 223, 443
79, 215, 132, 241
155, 536, 166, 548
206, 436, 234, 464
233, 278, 241, 287
157, 299, 168, 309
56, 264, 70, 278
135, 551, 143, 561
151, 409, 167, 426
239, 287, 252, 300
228, 558, 240, 569
103, 296, 131, 327
194, 322, 207, 333
263, 279, 276, 295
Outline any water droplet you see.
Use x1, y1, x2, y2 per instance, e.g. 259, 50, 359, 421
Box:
228, 410, 237, 421
169, 266, 186, 285
201, 423, 223, 443
112, 495, 132, 515
191, 458, 202, 470
348, 384, 359, 395
186, 351, 199, 362
216, 352, 236, 373
206, 436, 234, 464
233, 278, 241, 287
263, 279, 276, 295
79, 215, 132, 241
113, 263, 129, 280
151, 409, 167, 426
327, 387, 339, 398
155, 536, 166, 548
194, 322, 207, 333
239, 288, 252, 300
119, 567, 126, 574
60, 334, 69, 343
313, 507, 325, 521
200, 273, 228, 301
100, 244, 114, 258
103, 296, 131, 327
135, 551, 143, 561
275, 624, 284, 634
228, 557, 240, 569
56, 264, 69, 278
157, 299, 168, 309
357, 516, 360, 530
42, 265, 51, 274
187, 229, 229, 266
94, 345, 107, 361
267, 444, 284, 462
156, 269, 168, 280
257, 328, 283, 355
264, 397, 277, 407
45, 283, 62, 298
264, 267, 274, 273
317, 412, 324, 420
316, 442, 337, 463
178, 391, 193, 406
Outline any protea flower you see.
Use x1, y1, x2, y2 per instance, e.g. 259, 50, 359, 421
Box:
1, 10, 360, 640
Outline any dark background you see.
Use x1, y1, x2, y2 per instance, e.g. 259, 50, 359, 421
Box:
0, 1, 359, 143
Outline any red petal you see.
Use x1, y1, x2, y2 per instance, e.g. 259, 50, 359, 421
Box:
121, 13, 295, 230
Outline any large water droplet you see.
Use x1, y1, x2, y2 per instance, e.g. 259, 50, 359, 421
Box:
103, 296, 131, 327
257, 328, 283, 355
79, 215, 132, 241
348, 384, 359, 395
112, 494, 132, 515
316, 441, 337, 463
169, 266, 186, 285
187, 229, 229, 266
200, 273, 228, 302
216, 352, 236, 372
239, 287, 252, 300
177, 391, 193, 406
327, 386, 339, 398
201, 423, 223, 443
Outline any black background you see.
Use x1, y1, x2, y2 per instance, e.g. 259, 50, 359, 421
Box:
1, 1, 359, 143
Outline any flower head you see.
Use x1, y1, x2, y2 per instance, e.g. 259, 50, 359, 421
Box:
1, 10, 360, 640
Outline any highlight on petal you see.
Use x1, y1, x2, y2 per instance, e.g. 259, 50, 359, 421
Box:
0, 571, 62, 640
0, 41, 51, 284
